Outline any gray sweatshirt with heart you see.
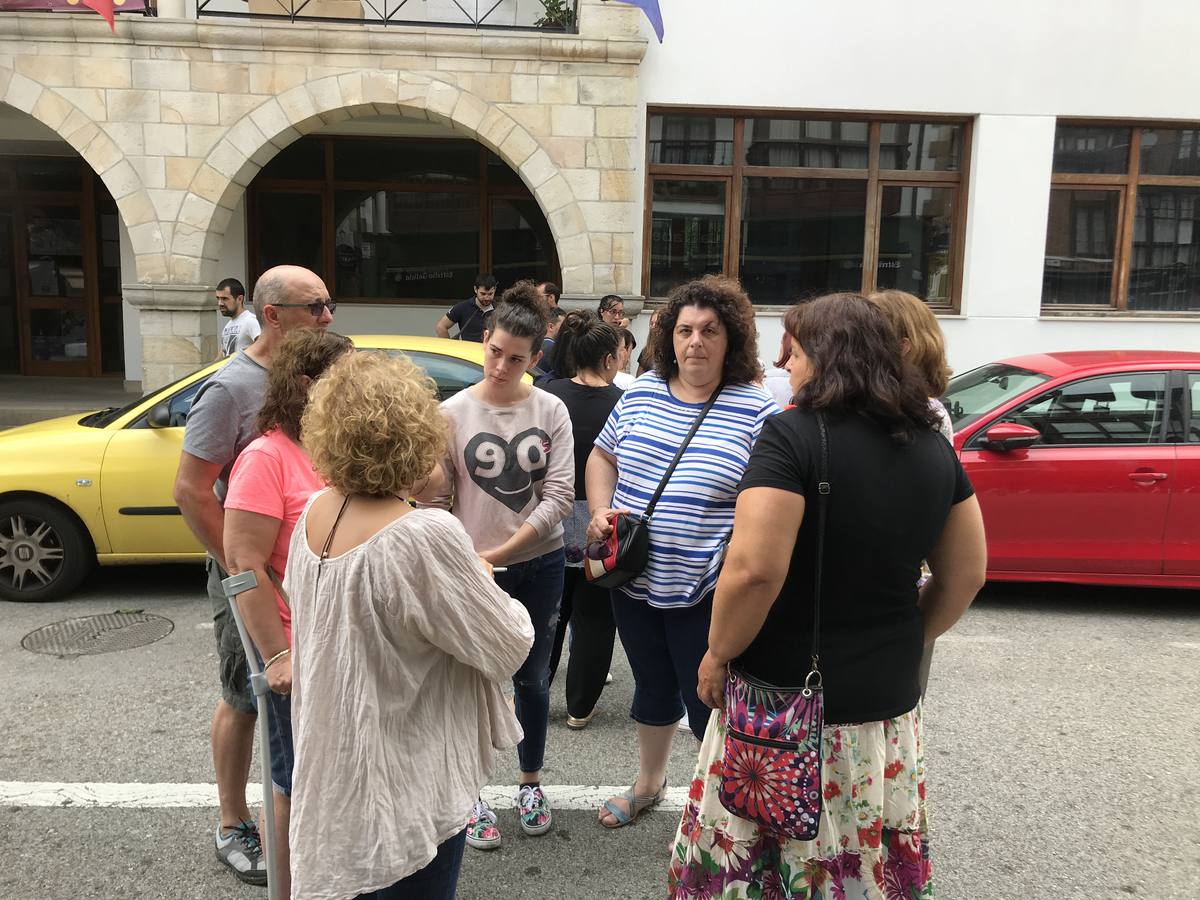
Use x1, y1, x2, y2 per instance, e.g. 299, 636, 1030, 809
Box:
428, 386, 575, 565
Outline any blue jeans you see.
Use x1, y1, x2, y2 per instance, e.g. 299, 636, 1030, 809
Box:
354, 829, 466, 900
249, 650, 295, 797
494, 548, 564, 774
611, 589, 713, 742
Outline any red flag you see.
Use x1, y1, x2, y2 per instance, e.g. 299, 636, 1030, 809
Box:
81, 0, 116, 31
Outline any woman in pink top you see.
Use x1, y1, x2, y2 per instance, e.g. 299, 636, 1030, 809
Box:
223, 328, 353, 899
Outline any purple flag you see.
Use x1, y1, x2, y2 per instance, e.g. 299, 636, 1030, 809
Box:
613, 0, 664, 43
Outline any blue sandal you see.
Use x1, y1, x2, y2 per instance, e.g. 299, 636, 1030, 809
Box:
599, 779, 666, 829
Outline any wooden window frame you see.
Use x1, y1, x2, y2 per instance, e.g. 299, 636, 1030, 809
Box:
1047, 119, 1200, 314
643, 107, 972, 311
247, 135, 560, 307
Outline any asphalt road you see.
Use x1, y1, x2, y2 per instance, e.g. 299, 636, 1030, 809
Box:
1, 565, 1198, 900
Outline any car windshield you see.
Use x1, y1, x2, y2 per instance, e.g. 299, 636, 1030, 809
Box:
943, 363, 1051, 430
79, 369, 212, 429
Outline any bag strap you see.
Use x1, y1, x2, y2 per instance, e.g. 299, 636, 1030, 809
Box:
643, 383, 724, 521
808, 412, 831, 685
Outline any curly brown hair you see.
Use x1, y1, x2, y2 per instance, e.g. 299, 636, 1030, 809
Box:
785, 293, 941, 443
301, 351, 447, 498
652, 276, 760, 385
256, 330, 353, 440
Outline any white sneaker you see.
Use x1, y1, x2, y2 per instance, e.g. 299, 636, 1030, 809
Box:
678, 710, 690, 730
214, 821, 267, 885
604, 671, 614, 685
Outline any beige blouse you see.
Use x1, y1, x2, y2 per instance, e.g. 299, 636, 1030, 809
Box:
284, 501, 534, 900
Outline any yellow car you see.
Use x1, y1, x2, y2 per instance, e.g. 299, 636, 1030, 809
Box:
0, 335, 509, 603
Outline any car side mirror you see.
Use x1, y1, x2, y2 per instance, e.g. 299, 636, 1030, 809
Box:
982, 422, 1041, 452
147, 401, 172, 429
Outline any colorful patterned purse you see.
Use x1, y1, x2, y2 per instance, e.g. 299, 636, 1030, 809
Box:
718, 412, 830, 841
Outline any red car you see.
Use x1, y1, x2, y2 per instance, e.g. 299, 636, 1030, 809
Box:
943, 350, 1200, 589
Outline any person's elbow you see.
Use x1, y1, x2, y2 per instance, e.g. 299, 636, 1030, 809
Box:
173, 475, 200, 515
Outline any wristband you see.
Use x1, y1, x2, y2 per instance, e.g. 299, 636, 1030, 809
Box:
264, 648, 290, 670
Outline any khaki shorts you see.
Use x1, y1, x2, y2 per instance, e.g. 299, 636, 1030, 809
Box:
207, 557, 256, 716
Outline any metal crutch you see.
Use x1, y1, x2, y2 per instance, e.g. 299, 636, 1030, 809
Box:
221, 569, 281, 900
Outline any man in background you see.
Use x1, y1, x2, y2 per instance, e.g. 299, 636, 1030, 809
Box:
217, 277, 261, 358
436, 273, 497, 341
175, 265, 334, 887
537, 280, 561, 308
536, 306, 566, 378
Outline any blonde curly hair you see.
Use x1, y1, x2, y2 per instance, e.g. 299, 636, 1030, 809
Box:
301, 351, 447, 498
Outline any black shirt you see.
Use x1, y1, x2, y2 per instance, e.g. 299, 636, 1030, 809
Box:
735, 408, 974, 724
539, 378, 623, 501
446, 299, 493, 342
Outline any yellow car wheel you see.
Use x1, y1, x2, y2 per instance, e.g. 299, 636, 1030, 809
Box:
0, 498, 94, 603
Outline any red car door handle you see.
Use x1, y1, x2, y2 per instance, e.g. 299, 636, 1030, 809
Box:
1128, 471, 1168, 482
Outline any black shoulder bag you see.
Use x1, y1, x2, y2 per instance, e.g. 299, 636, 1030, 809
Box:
583, 384, 724, 589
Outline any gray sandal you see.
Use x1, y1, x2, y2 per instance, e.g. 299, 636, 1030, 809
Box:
599, 779, 666, 829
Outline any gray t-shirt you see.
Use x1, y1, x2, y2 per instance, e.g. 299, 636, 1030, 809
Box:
182, 351, 269, 503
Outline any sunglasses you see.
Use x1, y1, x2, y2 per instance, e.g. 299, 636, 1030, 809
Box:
271, 299, 336, 316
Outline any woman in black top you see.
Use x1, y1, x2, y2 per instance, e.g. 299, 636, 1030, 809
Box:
541, 311, 624, 727
669, 294, 987, 900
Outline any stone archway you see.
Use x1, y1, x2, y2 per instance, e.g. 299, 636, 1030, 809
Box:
0, 65, 170, 284
182, 72, 597, 296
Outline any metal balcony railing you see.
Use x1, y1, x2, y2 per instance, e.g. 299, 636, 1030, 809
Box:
196, 0, 579, 30
0, 0, 580, 31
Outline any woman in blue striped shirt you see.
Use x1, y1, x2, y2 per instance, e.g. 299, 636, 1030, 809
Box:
585, 276, 779, 829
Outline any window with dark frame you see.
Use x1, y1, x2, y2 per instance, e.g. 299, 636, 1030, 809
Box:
248, 136, 560, 305
644, 110, 971, 307
1044, 122, 1200, 313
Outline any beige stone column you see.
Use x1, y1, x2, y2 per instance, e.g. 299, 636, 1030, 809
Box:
122, 284, 218, 391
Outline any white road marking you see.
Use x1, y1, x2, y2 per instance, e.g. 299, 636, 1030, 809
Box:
0, 781, 689, 812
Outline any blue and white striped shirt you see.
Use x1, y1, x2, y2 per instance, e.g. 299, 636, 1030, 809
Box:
595, 373, 779, 608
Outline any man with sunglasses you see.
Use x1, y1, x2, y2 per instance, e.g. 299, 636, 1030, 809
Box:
174, 264, 334, 887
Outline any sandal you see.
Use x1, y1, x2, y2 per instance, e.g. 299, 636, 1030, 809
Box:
598, 779, 666, 829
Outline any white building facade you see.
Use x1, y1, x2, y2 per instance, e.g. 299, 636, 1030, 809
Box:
1, 0, 1197, 388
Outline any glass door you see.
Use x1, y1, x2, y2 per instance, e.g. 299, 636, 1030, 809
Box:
17, 200, 97, 376
0, 201, 18, 373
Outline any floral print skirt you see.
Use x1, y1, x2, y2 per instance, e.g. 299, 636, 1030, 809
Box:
667, 703, 932, 900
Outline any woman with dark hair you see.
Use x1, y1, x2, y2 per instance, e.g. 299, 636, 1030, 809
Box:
541, 311, 624, 728
585, 275, 779, 829
222, 328, 353, 899
598, 293, 630, 329
418, 280, 574, 851
670, 293, 987, 899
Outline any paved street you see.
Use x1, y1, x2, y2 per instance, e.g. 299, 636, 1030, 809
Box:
1, 565, 1197, 900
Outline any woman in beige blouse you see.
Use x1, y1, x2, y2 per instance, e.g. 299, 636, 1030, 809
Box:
283, 351, 534, 900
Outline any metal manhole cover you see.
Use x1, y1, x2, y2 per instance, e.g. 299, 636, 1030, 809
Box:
21, 612, 174, 658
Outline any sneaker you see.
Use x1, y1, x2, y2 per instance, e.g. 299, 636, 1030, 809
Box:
678, 710, 691, 731
466, 798, 502, 851
515, 784, 553, 836
215, 821, 267, 886
605, 671, 614, 685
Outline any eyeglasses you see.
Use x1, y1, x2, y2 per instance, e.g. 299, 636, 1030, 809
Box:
271, 299, 336, 316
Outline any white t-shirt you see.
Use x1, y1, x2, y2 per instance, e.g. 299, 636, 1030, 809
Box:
221, 309, 261, 357
611, 370, 635, 390
762, 366, 794, 407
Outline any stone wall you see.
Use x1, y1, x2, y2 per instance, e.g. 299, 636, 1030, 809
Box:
0, 0, 645, 387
